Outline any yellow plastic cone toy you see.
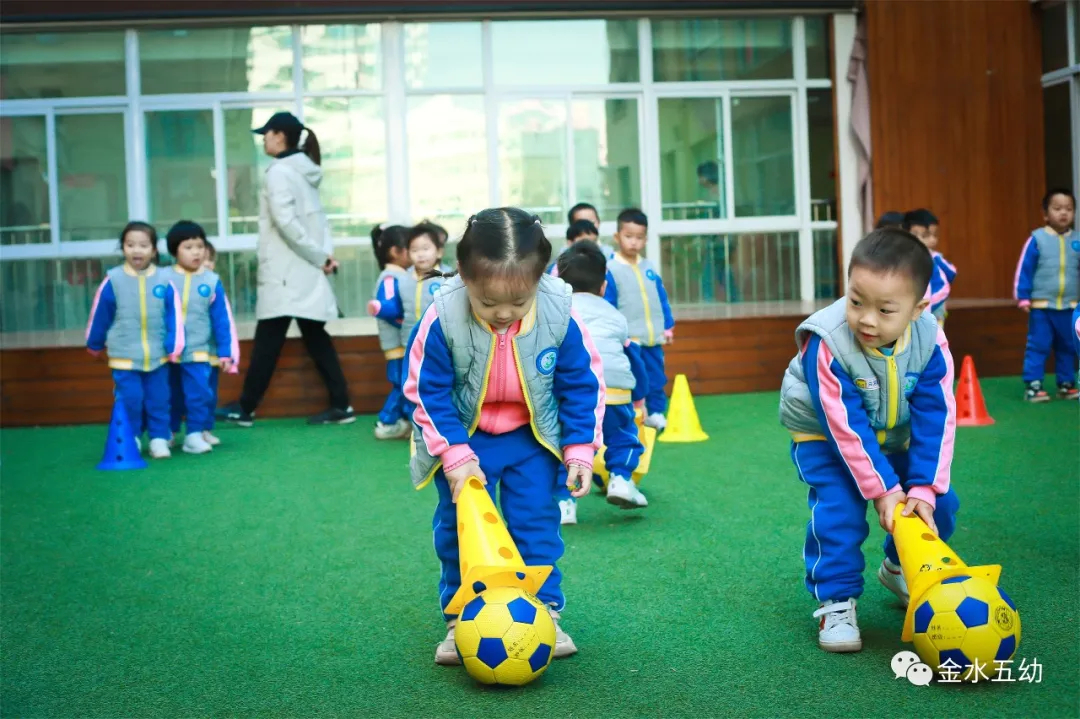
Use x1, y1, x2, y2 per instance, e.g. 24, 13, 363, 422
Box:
444, 476, 552, 615
658, 374, 709, 443
892, 505, 1002, 642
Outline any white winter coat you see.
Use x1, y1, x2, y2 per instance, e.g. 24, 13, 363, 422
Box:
256, 151, 338, 322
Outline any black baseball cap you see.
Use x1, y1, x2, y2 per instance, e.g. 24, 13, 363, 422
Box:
253, 111, 304, 135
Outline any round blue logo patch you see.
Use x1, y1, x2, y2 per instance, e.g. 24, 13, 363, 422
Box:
197, 283, 212, 298
536, 347, 557, 376
152, 284, 166, 299
429, 282, 441, 295
1071, 240, 1080, 252
645, 269, 657, 281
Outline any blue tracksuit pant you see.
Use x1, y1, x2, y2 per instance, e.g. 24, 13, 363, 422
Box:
556, 402, 644, 500
640, 344, 668, 415
208, 366, 219, 430
114, 366, 170, 441
791, 441, 960, 603
379, 357, 407, 425
168, 363, 216, 434
433, 426, 563, 619
1023, 308, 1078, 386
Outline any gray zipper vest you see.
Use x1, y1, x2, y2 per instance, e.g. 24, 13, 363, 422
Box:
607, 255, 666, 346
161, 266, 221, 363
400, 265, 451, 348
1028, 227, 1079, 308
571, 292, 635, 394
779, 299, 939, 453
374, 266, 408, 355
410, 274, 573, 488
105, 265, 173, 371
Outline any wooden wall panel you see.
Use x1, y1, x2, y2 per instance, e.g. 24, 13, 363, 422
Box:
0, 306, 1031, 427
865, 0, 1045, 299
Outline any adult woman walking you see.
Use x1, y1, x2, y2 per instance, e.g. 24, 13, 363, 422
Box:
219, 111, 354, 426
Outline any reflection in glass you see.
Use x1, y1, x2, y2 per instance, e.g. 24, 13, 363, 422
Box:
302, 24, 381, 92
805, 16, 831, 79
653, 18, 793, 82
492, 20, 639, 85
807, 89, 836, 222
303, 97, 386, 237
56, 114, 128, 242
0, 116, 50, 245
731, 96, 795, 217
225, 107, 279, 235
407, 95, 488, 231
146, 110, 219, 237
0, 32, 126, 99
813, 228, 840, 300
572, 99, 641, 220
140, 27, 293, 94
405, 23, 482, 88
498, 100, 567, 225
214, 251, 259, 321
660, 232, 800, 305
658, 98, 725, 221
1043, 83, 1074, 192
1, 257, 111, 333
1041, 2, 1069, 73
325, 245, 381, 317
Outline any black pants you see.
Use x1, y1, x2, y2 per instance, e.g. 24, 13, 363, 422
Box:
239, 316, 350, 414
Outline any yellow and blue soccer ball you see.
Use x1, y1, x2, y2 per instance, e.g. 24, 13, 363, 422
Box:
911, 574, 1021, 681
454, 586, 556, 686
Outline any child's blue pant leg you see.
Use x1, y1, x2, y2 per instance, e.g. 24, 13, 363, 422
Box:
113, 369, 145, 438
208, 366, 220, 430
1022, 309, 1053, 382
142, 365, 171, 440
378, 357, 406, 424
168, 363, 185, 434
641, 345, 668, 415
1049, 308, 1079, 385
603, 403, 644, 478
554, 465, 571, 501
180, 362, 215, 433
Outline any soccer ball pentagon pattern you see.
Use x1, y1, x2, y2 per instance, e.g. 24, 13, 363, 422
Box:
911, 575, 1021, 681
455, 586, 556, 686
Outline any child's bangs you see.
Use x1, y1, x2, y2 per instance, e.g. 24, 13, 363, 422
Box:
470, 256, 544, 294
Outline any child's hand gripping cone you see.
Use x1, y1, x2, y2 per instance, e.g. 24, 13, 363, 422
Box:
444, 476, 552, 615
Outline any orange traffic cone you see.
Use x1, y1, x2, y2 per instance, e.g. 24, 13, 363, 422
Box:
955, 355, 994, 426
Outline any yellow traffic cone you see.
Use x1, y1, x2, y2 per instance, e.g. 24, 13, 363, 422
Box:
658, 374, 709, 443
444, 476, 552, 614
892, 505, 1001, 642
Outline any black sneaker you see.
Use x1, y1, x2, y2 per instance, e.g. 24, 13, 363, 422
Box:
1024, 381, 1050, 403
218, 401, 255, 427
307, 406, 357, 425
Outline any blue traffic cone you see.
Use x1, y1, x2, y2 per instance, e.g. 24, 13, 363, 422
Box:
97, 395, 147, 471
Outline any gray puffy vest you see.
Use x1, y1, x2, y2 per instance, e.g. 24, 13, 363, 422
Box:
607, 255, 667, 347
105, 265, 174, 372
374, 266, 408, 356
779, 299, 939, 453
161, 266, 221, 363
410, 274, 573, 488
1028, 227, 1079, 308
571, 292, 635, 396
400, 265, 451, 348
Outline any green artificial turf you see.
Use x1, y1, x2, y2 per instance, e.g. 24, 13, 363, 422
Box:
2, 376, 1077, 718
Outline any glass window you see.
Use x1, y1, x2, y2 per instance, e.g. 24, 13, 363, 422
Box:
140, 27, 293, 95
0, 32, 125, 99
807, 89, 836, 222
214, 251, 259, 321
660, 232, 800, 304
658, 98, 725, 221
498, 100, 567, 225
0, 116, 50, 245
56, 114, 128, 242
571, 99, 641, 221
813, 228, 840, 300
731, 96, 795, 217
805, 16, 831, 79
407, 95, 487, 231
1, 257, 112, 333
301, 24, 381, 92
303, 97, 386, 237
1044, 82, 1075, 191
145, 110, 218, 237
225, 106, 279, 235
653, 18, 793, 82
405, 23, 482, 89
1041, 2, 1070, 73
492, 20, 639, 85
1075, 2, 1080, 65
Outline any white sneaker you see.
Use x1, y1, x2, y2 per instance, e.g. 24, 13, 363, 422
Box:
605, 474, 648, 509
878, 559, 909, 606
202, 431, 221, 447
813, 599, 862, 652
375, 418, 412, 440
182, 432, 213, 455
434, 622, 461, 665
148, 438, 172, 459
559, 498, 578, 525
644, 412, 667, 430
548, 609, 578, 658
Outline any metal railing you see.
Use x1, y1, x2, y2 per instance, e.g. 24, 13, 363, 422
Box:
661, 232, 801, 304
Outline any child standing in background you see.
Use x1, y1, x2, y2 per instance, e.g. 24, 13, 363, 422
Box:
604, 209, 674, 430
201, 240, 228, 446
874, 211, 905, 230
904, 209, 956, 325
161, 222, 238, 454
1014, 188, 1079, 401
555, 241, 649, 524
779, 228, 959, 653
399, 222, 452, 350
402, 207, 604, 665
87, 222, 184, 459
367, 224, 412, 439
547, 220, 599, 277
